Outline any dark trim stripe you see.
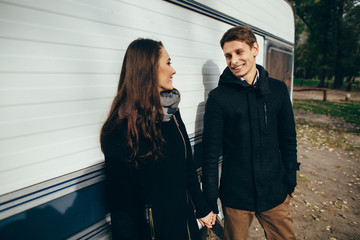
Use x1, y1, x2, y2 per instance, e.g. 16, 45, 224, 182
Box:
0, 163, 105, 220
0, 169, 103, 207
0, 182, 108, 240
67, 216, 111, 240
0, 136, 215, 221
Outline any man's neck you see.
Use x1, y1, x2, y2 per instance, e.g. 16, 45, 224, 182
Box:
241, 67, 258, 85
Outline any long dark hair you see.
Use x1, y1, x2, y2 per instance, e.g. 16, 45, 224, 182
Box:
100, 38, 164, 166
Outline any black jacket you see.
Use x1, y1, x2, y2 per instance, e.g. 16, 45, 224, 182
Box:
202, 65, 300, 213
103, 110, 211, 240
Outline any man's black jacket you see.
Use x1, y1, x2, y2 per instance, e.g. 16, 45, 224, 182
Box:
202, 65, 300, 213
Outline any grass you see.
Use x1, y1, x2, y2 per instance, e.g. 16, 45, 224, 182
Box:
294, 78, 360, 92
293, 99, 360, 134
294, 78, 321, 87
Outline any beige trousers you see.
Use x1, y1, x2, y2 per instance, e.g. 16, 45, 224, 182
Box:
223, 195, 296, 240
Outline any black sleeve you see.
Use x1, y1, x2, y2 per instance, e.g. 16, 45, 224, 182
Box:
277, 82, 300, 192
176, 111, 212, 218
201, 92, 224, 213
102, 128, 143, 240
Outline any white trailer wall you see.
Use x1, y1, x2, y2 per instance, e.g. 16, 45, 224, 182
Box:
0, 0, 224, 195
0, 0, 292, 198
195, 0, 294, 43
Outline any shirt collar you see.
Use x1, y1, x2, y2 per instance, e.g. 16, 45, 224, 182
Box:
239, 68, 259, 86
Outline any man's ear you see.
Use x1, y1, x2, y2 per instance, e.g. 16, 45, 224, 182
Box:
252, 42, 259, 57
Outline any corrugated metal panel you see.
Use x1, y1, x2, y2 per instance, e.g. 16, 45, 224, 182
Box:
0, 0, 292, 197
169, 0, 295, 45
0, 0, 228, 195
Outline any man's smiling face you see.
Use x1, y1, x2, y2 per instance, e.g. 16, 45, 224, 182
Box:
223, 40, 259, 83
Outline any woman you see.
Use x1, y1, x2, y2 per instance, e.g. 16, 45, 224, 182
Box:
100, 38, 214, 240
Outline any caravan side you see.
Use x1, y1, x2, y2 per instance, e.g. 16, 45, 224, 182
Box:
0, 0, 294, 239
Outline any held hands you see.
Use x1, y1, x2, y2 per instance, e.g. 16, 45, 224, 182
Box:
198, 211, 216, 228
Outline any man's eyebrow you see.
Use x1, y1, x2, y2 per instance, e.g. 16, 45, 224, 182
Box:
224, 48, 243, 54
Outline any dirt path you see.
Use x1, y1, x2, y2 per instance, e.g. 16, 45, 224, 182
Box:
202, 90, 360, 240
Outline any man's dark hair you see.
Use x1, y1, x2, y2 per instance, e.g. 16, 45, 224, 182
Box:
220, 25, 257, 49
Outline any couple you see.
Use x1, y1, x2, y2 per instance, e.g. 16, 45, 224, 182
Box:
100, 25, 300, 240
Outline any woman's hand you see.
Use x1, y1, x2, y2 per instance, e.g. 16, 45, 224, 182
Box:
199, 211, 216, 228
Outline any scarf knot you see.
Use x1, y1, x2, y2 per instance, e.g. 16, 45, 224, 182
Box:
160, 89, 180, 122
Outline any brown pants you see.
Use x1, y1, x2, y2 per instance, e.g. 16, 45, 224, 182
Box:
224, 195, 296, 240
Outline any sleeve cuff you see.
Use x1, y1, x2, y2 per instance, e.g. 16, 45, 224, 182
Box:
194, 201, 212, 219
209, 199, 219, 214
286, 162, 301, 170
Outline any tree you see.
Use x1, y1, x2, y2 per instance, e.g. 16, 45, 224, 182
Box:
341, 5, 360, 91
290, 0, 360, 89
333, 0, 358, 89
291, 0, 336, 87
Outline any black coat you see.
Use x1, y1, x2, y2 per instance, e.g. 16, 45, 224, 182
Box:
202, 65, 300, 213
102, 110, 211, 240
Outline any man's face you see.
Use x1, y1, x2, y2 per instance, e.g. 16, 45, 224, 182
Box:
222, 40, 259, 83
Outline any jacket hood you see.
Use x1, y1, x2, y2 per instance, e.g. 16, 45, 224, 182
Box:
219, 64, 271, 95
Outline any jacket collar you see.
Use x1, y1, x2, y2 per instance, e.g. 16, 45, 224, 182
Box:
256, 65, 272, 95
218, 64, 272, 96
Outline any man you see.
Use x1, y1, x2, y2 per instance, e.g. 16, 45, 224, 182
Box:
202, 25, 300, 240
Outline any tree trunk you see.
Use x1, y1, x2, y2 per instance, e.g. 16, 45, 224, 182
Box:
318, 1, 331, 89
333, 0, 344, 89
345, 76, 355, 92
318, 70, 326, 88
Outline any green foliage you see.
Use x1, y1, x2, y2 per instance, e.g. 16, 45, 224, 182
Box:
290, 0, 360, 88
293, 99, 360, 134
293, 78, 331, 88
341, 5, 360, 90
293, 78, 360, 91
294, 78, 320, 87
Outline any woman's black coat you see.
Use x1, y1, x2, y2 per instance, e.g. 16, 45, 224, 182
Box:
102, 110, 210, 240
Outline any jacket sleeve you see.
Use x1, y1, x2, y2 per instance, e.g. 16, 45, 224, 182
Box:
176, 111, 212, 219
277, 82, 300, 193
102, 129, 143, 240
201, 92, 224, 213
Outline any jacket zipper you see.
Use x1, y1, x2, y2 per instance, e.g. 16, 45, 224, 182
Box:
149, 208, 155, 240
173, 115, 191, 240
145, 205, 155, 240
186, 192, 192, 240
173, 115, 187, 160
264, 102, 268, 128
187, 221, 191, 240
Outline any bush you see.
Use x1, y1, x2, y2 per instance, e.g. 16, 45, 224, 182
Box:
294, 78, 321, 87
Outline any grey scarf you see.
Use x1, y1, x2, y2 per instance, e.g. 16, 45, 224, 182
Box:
160, 89, 181, 122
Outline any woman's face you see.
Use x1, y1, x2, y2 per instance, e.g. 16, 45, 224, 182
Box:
157, 47, 176, 93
